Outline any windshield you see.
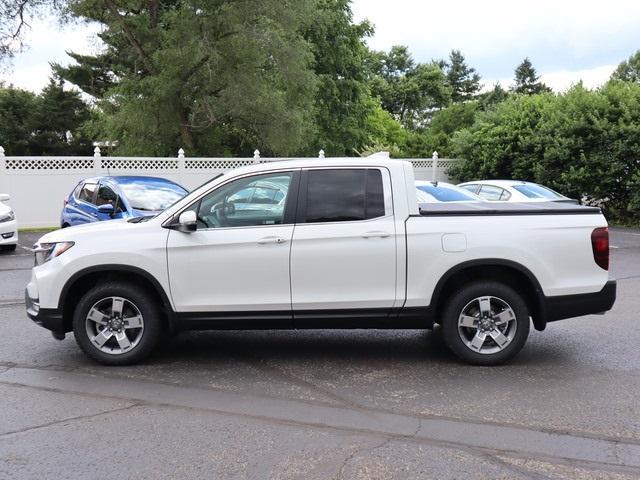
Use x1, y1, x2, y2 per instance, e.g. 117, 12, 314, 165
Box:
120, 181, 188, 211
416, 184, 478, 202
513, 183, 564, 199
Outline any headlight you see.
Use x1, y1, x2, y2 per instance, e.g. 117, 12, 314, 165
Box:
0, 210, 14, 223
33, 242, 74, 266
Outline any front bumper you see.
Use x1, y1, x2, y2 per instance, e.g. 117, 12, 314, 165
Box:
26, 289, 66, 334
543, 280, 617, 323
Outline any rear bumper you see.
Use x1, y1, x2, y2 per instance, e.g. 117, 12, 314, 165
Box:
543, 280, 617, 323
26, 289, 66, 334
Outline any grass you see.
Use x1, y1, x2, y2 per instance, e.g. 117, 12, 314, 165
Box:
18, 227, 58, 233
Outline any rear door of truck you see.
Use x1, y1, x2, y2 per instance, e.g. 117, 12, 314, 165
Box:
290, 167, 397, 316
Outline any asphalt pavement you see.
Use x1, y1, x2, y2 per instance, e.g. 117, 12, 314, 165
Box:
1, 228, 639, 479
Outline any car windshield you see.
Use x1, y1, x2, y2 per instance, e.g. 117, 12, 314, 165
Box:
416, 184, 478, 202
512, 183, 564, 199
119, 181, 188, 211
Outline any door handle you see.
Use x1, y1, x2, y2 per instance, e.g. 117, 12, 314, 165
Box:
362, 231, 390, 239
257, 236, 287, 245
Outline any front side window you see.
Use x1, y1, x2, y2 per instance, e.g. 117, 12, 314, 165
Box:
78, 183, 97, 204
194, 172, 293, 228
96, 184, 123, 212
304, 169, 385, 223
478, 185, 510, 201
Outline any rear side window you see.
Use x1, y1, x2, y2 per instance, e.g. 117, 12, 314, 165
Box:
304, 169, 385, 223
513, 183, 563, 199
78, 183, 97, 204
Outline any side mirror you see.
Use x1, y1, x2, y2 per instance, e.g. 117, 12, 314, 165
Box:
97, 204, 115, 216
0, 194, 10, 202
176, 210, 197, 232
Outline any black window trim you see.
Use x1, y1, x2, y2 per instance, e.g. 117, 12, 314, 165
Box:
164, 168, 301, 231
295, 167, 390, 225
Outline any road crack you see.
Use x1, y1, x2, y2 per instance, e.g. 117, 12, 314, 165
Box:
0, 403, 142, 438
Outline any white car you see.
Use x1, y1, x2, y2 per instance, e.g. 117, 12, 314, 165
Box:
415, 181, 482, 203
26, 158, 615, 366
458, 180, 577, 203
0, 194, 17, 252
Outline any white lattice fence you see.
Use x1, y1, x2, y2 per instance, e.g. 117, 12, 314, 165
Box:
0, 147, 460, 228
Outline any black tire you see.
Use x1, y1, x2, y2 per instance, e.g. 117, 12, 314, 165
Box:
0, 244, 16, 252
73, 281, 163, 365
441, 281, 530, 366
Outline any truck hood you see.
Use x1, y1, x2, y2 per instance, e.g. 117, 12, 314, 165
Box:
37, 218, 154, 245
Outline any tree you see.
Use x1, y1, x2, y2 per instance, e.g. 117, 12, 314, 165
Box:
301, 0, 376, 156
368, 46, 450, 128
450, 82, 640, 222
30, 76, 91, 154
55, 0, 318, 156
512, 58, 551, 95
477, 82, 508, 109
444, 50, 481, 103
611, 50, 640, 83
0, 85, 38, 154
0, 77, 91, 154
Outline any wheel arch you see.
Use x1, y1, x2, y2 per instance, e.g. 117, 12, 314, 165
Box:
430, 259, 547, 331
59, 265, 175, 333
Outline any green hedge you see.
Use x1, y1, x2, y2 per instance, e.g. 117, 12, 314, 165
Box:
449, 81, 640, 223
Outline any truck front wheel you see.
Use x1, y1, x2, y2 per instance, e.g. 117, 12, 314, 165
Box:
441, 281, 530, 365
72, 282, 162, 366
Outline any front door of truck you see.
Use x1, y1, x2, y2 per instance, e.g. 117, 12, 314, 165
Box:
166, 170, 299, 318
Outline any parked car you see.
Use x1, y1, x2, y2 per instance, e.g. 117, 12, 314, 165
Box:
458, 180, 577, 203
61, 176, 188, 227
415, 181, 482, 203
27, 158, 615, 366
0, 193, 17, 252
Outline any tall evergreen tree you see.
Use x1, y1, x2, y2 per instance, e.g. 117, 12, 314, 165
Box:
54, 0, 318, 156
444, 50, 481, 103
512, 58, 551, 94
611, 50, 640, 83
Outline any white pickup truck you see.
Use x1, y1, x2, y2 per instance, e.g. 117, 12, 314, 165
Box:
26, 157, 616, 366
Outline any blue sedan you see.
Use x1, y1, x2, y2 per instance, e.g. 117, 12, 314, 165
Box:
61, 176, 188, 227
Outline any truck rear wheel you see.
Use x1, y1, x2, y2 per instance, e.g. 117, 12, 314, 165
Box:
73, 282, 162, 366
441, 281, 530, 365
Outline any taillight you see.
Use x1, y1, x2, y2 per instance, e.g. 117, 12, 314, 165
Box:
591, 227, 609, 270
63, 195, 68, 206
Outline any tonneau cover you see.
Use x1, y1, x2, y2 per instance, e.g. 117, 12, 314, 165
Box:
417, 201, 601, 216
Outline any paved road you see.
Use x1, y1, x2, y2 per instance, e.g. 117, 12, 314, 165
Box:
1, 229, 639, 479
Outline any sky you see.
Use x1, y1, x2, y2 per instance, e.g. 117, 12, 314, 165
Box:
1, 0, 639, 93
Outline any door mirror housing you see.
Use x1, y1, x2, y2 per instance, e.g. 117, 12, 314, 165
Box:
0, 194, 10, 202
176, 210, 197, 232
97, 204, 115, 217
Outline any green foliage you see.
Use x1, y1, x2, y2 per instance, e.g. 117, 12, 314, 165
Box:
444, 50, 481, 103
450, 82, 640, 222
512, 58, 551, 95
58, 0, 318, 156
407, 102, 479, 157
368, 46, 450, 128
611, 50, 640, 83
0, 78, 91, 154
302, 0, 375, 156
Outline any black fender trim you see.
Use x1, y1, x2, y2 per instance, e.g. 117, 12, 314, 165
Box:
428, 258, 547, 331
58, 264, 175, 330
